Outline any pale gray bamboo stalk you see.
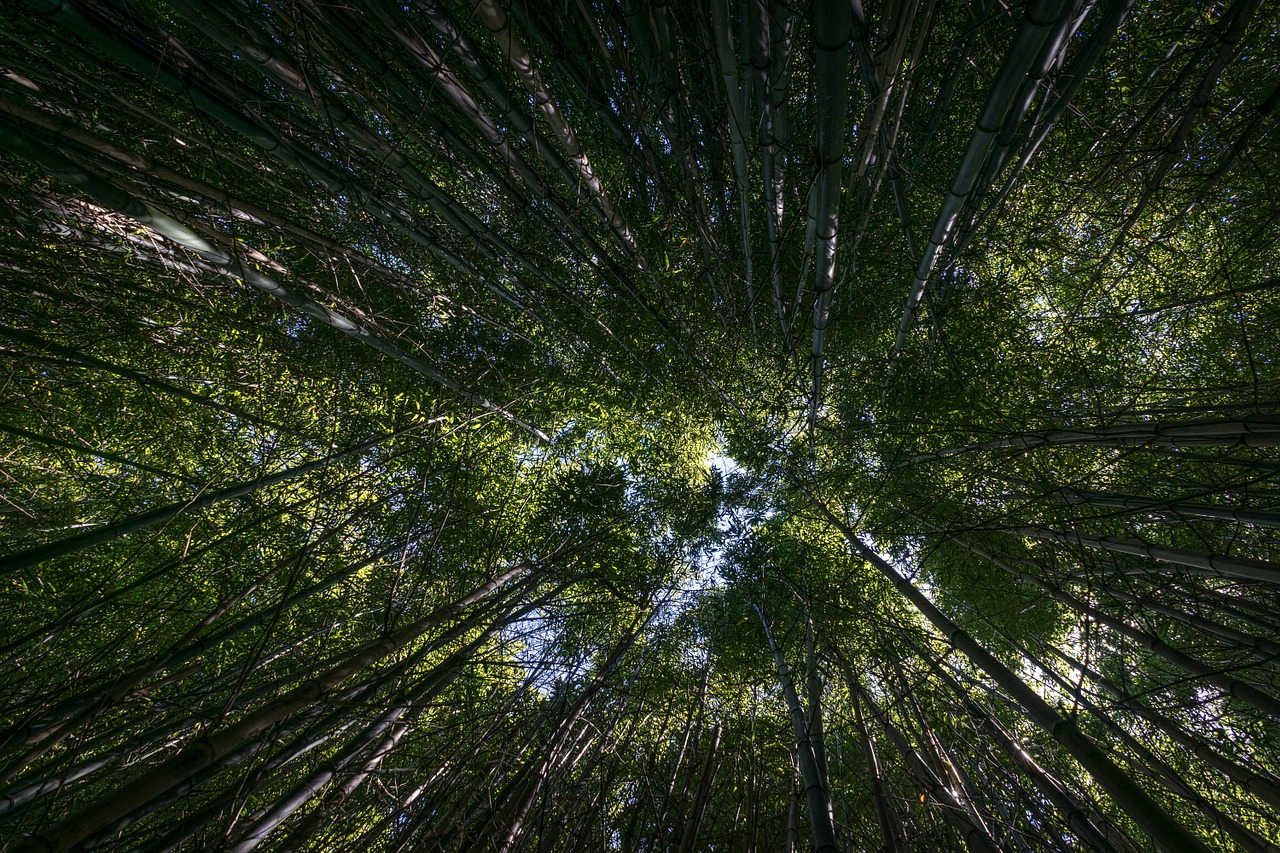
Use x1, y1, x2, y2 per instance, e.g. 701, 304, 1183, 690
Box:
1175, 583, 1280, 635
807, 0, 852, 433
0, 325, 287, 433
1013, 525, 1280, 584
885, 0, 1071, 390
0, 475, 402, 670
970, 0, 1081, 199
74, 666, 407, 852
0, 122, 550, 442
803, 608, 833, 807
375, 1, 705, 367
167, 0, 524, 271
378, 3, 562, 202
839, 657, 909, 852
496, 613, 650, 853
1104, 0, 1262, 254
710, 0, 757, 343
18, 564, 529, 853
471, 0, 648, 270
675, 725, 722, 853
10, 635, 375, 816
1018, 639, 1280, 853
805, 495, 1215, 853
932, 527, 1280, 721
1, 532, 400, 766
954, 0, 1135, 259
1039, 486, 1280, 529
1047, 642, 1280, 814
0, 427, 396, 577
901, 414, 1280, 466
32, 0, 489, 280
0, 94, 485, 323
0, 605, 386, 809
858, 685, 1001, 853
656, 665, 707, 838
750, 0, 787, 338
753, 604, 838, 853
227, 611, 515, 852
285, 5, 635, 366
887, 652, 1011, 850
53, 636, 425, 850
1093, 583, 1280, 664
912, 642, 1131, 852
0, 422, 192, 486
371, 655, 560, 851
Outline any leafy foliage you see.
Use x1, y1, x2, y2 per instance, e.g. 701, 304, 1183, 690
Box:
1, 0, 1279, 850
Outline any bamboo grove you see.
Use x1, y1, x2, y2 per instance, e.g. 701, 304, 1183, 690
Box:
0, 0, 1277, 849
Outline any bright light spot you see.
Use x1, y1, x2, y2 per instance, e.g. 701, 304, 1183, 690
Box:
705, 451, 741, 479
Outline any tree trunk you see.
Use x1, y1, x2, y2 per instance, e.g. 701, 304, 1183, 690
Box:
754, 604, 838, 853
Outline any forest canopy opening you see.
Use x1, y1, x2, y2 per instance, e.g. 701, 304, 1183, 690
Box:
1, 0, 1278, 851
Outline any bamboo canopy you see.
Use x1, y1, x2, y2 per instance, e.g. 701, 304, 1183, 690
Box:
1, 0, 1278, 850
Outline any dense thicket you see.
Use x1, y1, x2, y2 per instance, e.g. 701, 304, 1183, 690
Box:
1, 0, 1278, 850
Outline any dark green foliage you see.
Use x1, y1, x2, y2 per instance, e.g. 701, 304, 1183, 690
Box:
1, 1, 1278, 850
